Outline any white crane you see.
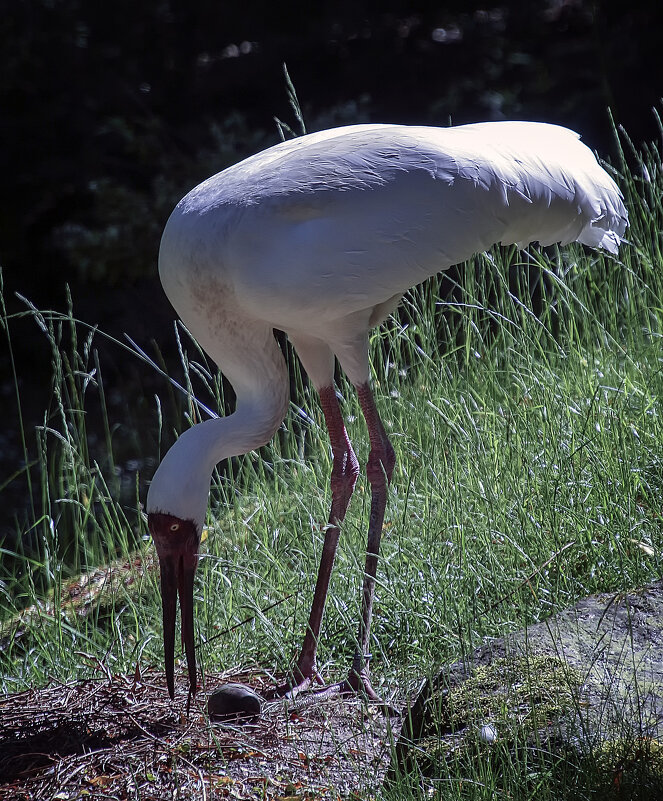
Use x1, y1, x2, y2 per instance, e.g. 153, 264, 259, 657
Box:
146, 121, 627, 701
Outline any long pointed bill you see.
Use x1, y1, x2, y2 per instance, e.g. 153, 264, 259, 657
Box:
178, 554, 198, 696
148, 513, 200, 700
159, 554, 178, 699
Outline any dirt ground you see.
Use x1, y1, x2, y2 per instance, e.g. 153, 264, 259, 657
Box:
0, 669, 404, 800
6, 582, 663, 798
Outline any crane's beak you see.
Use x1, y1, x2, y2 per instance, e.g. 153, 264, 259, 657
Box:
147, 513, 199, 700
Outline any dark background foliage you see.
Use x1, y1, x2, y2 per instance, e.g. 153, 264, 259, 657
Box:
1, 0, 661, 531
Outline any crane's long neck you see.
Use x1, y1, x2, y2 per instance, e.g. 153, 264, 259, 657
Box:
146, 326, 289, 530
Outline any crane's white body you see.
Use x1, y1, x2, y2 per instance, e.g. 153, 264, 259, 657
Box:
148, 121, 626, 528
146, 121, 626, 699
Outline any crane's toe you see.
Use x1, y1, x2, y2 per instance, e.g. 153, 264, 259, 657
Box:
265, 661, 325, 700
266, 664, 398, 714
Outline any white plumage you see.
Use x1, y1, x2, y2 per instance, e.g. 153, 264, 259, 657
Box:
146, 121, 627, 700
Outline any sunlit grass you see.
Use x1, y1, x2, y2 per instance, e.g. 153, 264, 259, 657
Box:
1, 119, 662, 797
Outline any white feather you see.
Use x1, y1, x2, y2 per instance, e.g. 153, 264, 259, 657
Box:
148, 121, 627, 528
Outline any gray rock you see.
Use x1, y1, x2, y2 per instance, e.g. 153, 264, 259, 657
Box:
208, 683, 263, 724
393, 580, 663, 786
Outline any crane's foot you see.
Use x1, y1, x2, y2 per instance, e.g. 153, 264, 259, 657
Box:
316, 667, 399, 715
264, 661, 325, 701
266, 664, 398, 715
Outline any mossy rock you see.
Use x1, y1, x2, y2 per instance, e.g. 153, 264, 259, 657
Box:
394, 653, 582, 776
391, 580, 663, 797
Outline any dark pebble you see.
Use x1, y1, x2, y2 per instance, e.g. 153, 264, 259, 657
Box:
208, 683, 263, 723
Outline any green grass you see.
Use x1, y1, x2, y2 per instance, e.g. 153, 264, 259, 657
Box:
1, 118, 663, 798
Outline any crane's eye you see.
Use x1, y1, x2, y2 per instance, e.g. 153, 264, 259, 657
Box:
170, 522, 180, 532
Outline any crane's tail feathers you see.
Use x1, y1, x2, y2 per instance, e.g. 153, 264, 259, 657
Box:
578, 226, 624, 255
579, 160, 628, 254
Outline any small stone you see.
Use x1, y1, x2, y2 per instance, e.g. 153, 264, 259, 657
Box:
479, 723, 498, 743
208, 683, 263, 723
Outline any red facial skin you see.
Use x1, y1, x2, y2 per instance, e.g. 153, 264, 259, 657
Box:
147, 512, 200, 699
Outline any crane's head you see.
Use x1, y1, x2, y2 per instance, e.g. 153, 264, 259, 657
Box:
148, 512, 200, 699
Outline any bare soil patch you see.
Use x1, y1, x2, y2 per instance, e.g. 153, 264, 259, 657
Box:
0, 670, 403, 800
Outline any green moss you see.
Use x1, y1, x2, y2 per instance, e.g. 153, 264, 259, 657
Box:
407, 654, 583, 777
448, 654, 582, 731
589, 737, 663, 790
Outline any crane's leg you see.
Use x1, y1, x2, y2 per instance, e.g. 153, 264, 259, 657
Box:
270, 384, 359, 698
296, 381, 395, 704
342, 381, 395, 701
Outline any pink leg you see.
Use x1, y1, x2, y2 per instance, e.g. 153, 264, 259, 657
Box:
270, 385, 359, 698
288, 381, 395, 705
321, 385, 361, 521
343, 382, 395, 700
